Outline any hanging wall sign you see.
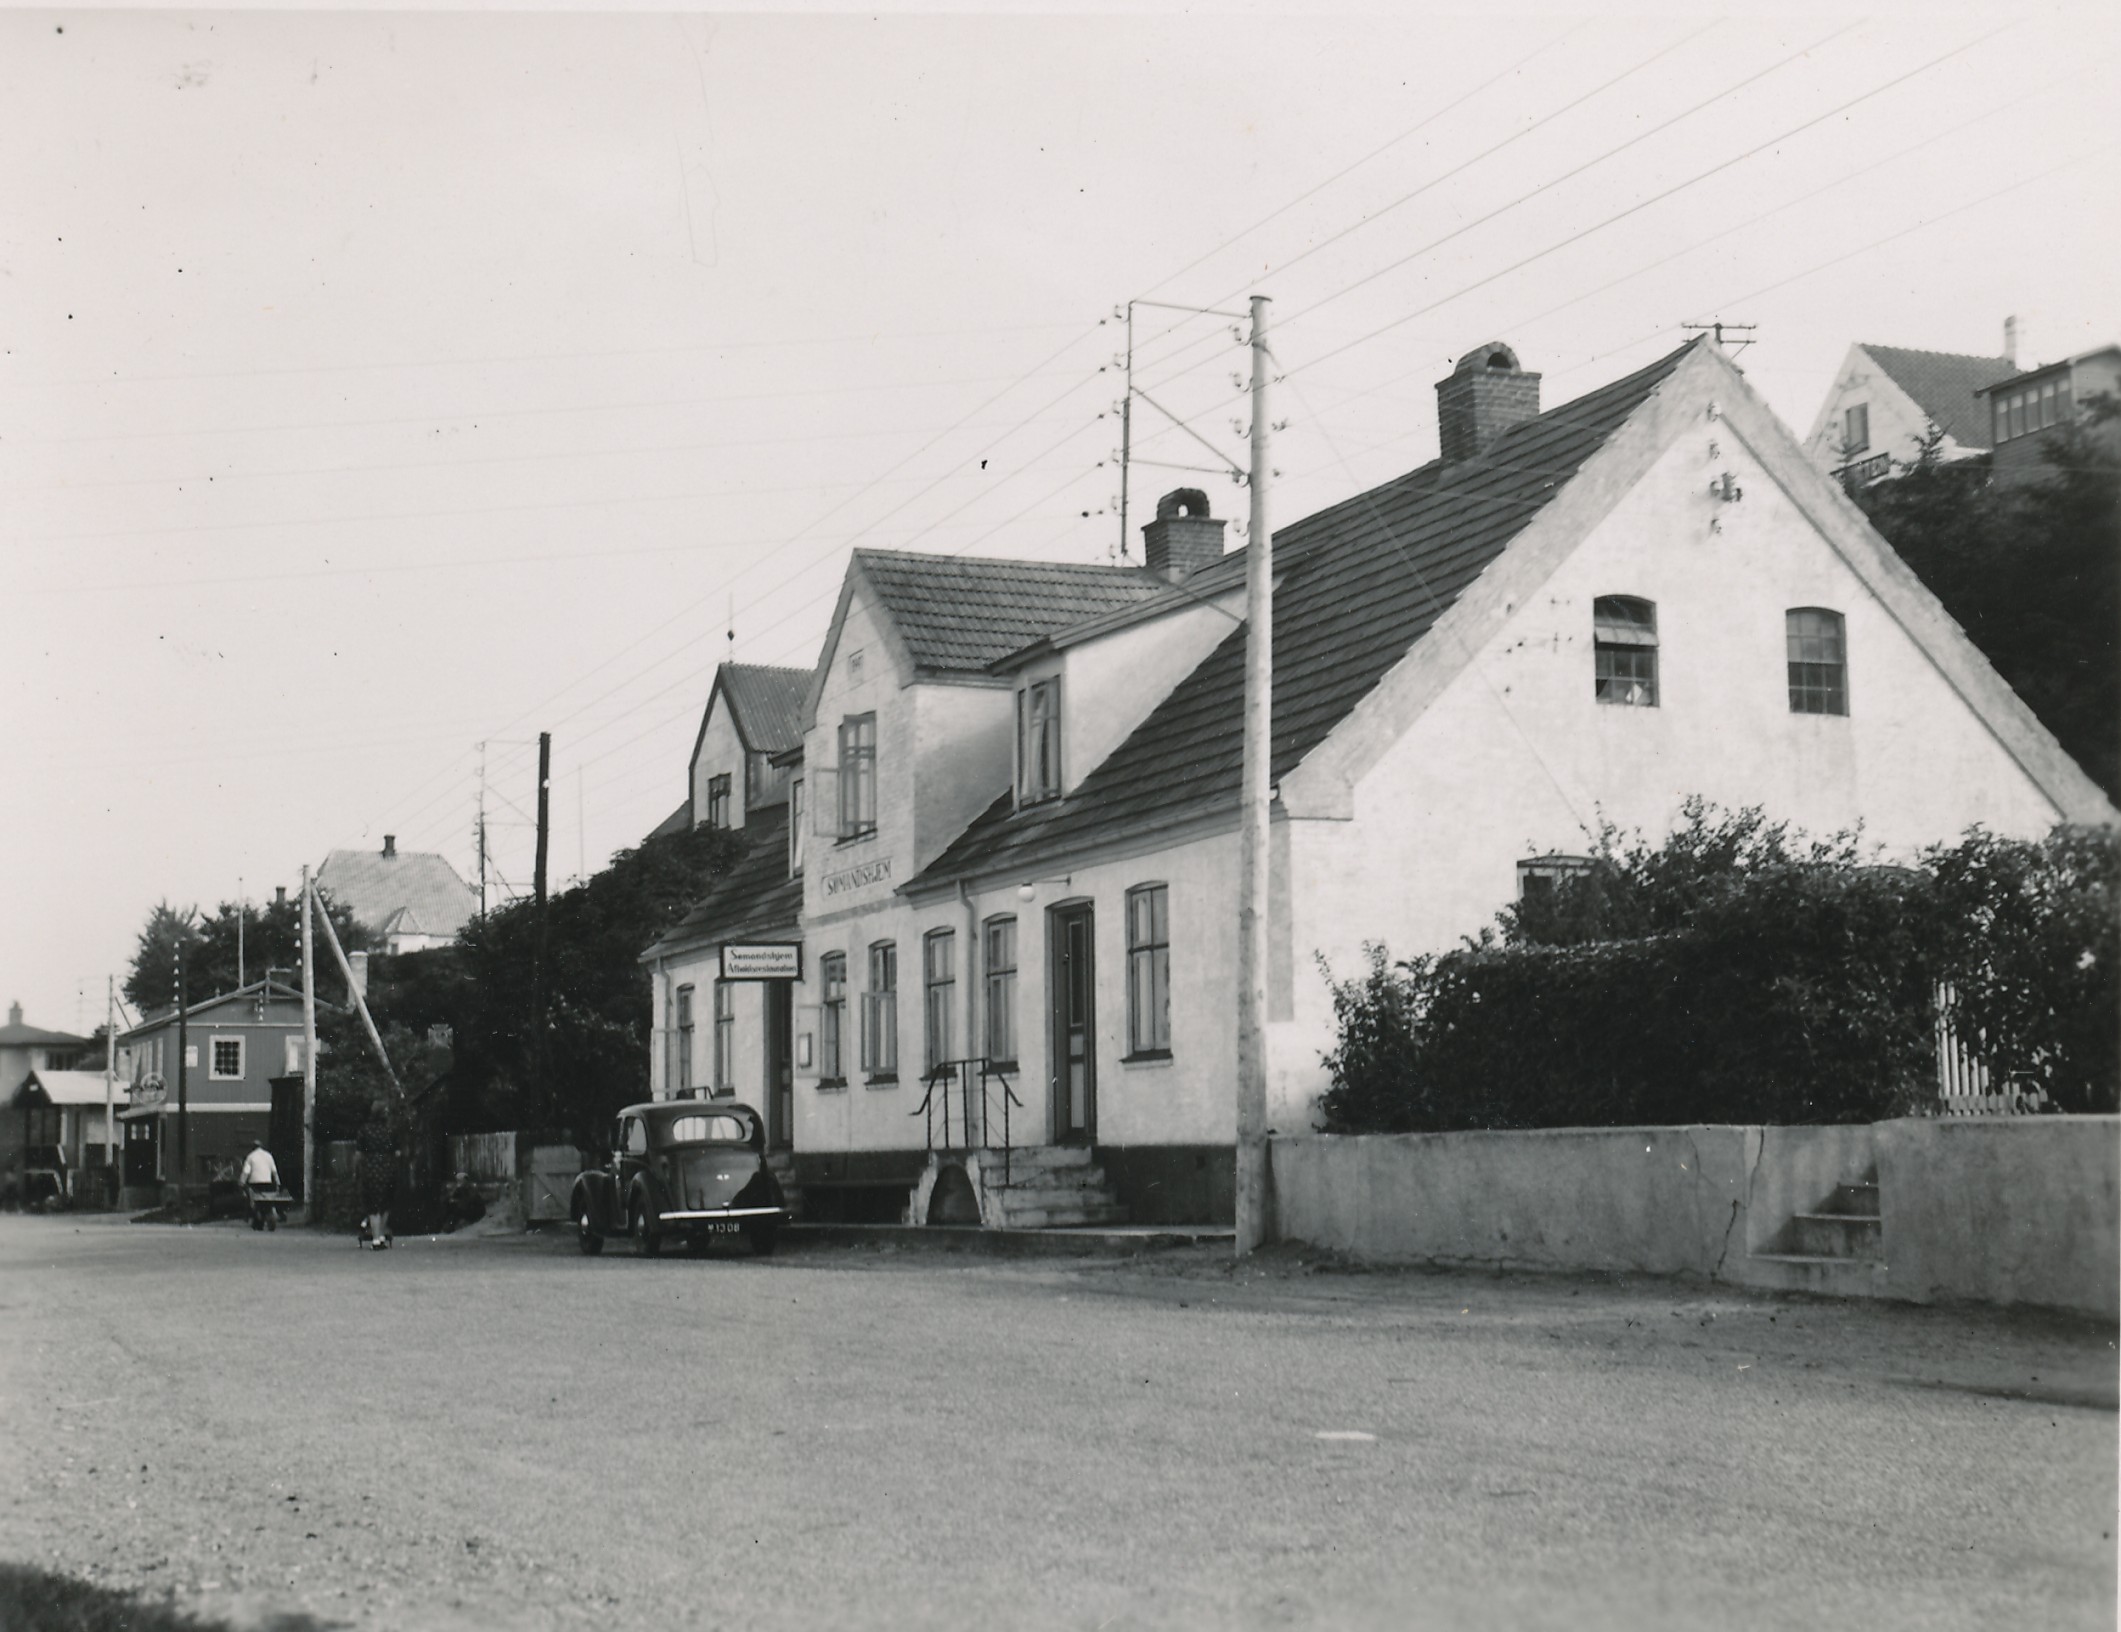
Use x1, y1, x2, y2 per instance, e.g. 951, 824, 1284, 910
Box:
720, 943, 803, 981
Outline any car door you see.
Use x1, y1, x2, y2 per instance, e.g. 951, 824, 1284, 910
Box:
615, 1115, 648, 1223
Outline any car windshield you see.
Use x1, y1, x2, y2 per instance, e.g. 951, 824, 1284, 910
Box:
662, 1114, 751, 1146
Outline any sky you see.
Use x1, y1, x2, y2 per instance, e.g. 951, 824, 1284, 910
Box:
4, 5, 2117, 1037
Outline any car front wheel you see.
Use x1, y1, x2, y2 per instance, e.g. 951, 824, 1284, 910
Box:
577, 1207, 604, 1256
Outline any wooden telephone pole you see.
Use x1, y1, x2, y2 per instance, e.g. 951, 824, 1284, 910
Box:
533, 732, 552, 1111
1235, 294, 1272, 1256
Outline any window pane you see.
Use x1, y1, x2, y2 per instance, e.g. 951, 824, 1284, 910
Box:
1786, 609, 1848, 715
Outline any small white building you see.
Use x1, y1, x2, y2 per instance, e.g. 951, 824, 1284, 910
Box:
652, 336, 2113, 1226
315, 836, 477, 954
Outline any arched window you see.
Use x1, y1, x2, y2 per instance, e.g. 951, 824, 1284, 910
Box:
1593, 596, 1658, 707
1786, 608, 1848, 715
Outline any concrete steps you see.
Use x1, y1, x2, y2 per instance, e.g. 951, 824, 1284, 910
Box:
1745, 1164, 1884, 1291
932, 1144, 1131, 1230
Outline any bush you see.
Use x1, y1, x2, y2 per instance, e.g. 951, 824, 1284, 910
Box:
1316, 804, 2118, 1133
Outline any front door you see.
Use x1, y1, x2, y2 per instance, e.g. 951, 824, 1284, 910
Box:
764, 981, 794, 1151
1049, 903, 1096, 1144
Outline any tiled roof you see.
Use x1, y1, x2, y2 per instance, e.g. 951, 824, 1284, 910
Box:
0, 1016, 89, 1049
315, 848, 476, 943
642, 803, 801, 960
643, 800, 691, 844
1862, 345, 2019, 450
857, 551, 1170, 675
719, 664, 812, 753
917, 341, 1698, 887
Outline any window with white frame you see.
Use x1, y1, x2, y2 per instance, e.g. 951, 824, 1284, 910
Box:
838, 715, 876, 838
713, 982, 735, 1093
861, 941, 897, 1079
819, 954, 846, 1084
1786, 608, 1848, 715
1017, 677, 1062, 805
675, 985, 695, 1091
789, 777, 806, 875
283, 1035, 307, 1076
210, 1036, 244, 1080
1126, 884, 1171, 1057
983, 917, 1017, 1068
923, 929, 955, 1074
1842, 403, 1869, 454
1593, 595, 1659, 707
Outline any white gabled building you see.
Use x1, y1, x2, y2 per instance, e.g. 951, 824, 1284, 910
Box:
653, 336, 2114, 1228
1801, 337, 2019, 486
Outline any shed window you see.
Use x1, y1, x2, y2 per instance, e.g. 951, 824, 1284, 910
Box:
1787, 608, 1848, 715
1593, 596, 1658, 707
210, 1037, 244, 1080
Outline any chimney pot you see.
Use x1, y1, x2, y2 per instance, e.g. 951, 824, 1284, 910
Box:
382, 835, 397, 859
1140, 488, 1227, 580
2003, 315, 2019, 367
7, 1001, 20, 1029
275, 885, 287, 906
1435, 341, 1541, 463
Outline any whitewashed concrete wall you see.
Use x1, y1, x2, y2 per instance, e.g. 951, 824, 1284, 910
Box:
1271, 1118, 2118, 1319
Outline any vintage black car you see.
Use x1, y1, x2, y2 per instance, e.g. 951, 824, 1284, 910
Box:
571, 1101, 787, 1257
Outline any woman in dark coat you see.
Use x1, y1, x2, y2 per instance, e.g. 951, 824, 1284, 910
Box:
356, 1091, 405, 1248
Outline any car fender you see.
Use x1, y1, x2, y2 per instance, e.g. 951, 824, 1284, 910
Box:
571, 1171, 619, 1233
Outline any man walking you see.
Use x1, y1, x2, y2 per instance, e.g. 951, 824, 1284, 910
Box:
239, 1140, 283, 1231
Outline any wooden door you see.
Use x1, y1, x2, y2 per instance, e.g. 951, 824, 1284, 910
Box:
1049, 903, 1096, 1144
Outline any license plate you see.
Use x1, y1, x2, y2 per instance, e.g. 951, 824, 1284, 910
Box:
706, 1220, 739, 1233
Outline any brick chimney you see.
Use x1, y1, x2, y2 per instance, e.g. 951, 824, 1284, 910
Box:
2003, 315, 2019, 367
1435, 342, 1541, 463
7, 1001, 20, 1029
382, 835, 397, 859
1140, 488, 1226, 580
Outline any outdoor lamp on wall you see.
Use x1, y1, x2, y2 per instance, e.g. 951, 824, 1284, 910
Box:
1017, 875, 1072, 903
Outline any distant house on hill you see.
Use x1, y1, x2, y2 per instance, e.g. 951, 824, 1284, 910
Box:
1803, 336, 2021, 486
315, 836, 476, 953
1975, 343, 2121, 485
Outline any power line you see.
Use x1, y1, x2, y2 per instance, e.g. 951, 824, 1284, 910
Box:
1125, 21, 1725, 386
1279, 21, 2004, 383
2, 320, 1088, 393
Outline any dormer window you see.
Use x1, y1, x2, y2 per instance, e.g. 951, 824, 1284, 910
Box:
706, 772, 732, 829
1017, 678, 1062, 805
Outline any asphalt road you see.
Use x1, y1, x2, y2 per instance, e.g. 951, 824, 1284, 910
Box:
1, 1216, 2113, 1632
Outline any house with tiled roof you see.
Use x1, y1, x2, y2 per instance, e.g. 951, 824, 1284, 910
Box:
314, 837, 476, 954
648, 335, 2112, 1231
1802, 336, 2021, 485
1975, 343, 2121, 485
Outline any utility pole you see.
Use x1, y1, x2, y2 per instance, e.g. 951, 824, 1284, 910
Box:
236, 877, 245, 989
300, 864, 319, 1221
175, 932, 191, 1212
1118, 302, 1135, 561
476, 741, 489, 921
103, 976, 115, 1196
533, 731, 552, 1112
1234, 293, 1272, 1257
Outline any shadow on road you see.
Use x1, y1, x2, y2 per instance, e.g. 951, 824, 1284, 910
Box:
0, 1564, 345, 1632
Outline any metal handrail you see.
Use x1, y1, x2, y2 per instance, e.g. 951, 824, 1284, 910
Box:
910, 1057, 1025, 1185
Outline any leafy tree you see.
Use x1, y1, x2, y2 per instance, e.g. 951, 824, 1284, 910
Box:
124, 890, 368, 1018
331, 821, 744, 1147
1855, 410, 2120, 800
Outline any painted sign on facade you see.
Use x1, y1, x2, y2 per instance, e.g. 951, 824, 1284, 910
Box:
822, 857, 892, 897
720, 943, 803, 981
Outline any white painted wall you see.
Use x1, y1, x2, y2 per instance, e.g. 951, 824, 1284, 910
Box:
1054, 591, 1242, 796
689, 700, 749, 831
